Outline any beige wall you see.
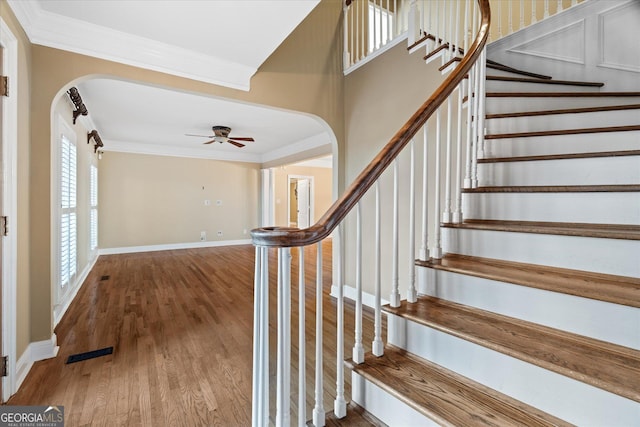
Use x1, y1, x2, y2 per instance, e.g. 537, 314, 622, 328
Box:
273, 165, 333, 227
1, 0, 32, 356
8, 0, 345, 350
99, 152, 260, 248
343, 41, 451, 298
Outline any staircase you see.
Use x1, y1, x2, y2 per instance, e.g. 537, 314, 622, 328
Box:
348, 57, 640, 427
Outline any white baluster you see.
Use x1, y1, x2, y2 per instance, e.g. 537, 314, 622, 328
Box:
313, 242, 325, 427
298, 247, 306, 427
387, 0, 391, 44
375, 0, 381, 51
544, 0, 550, 19
472, 61, 480, 188
532, 0, 538, 24
432, 108, 443, 259
408, 0, 419, 46
448, 0, 454, 58
463, 0, 470, 60
557, 0, 563, 13
508, 0, 514, 35
497, 0, 502, 39
395, 0, 399, 38
390, 159, 401, 306
333, 227, 347, 418
407, 140, 417, 302
344, 3, 350, 69
276, 248, 291, 427
464, 66, 474, 189
454, 85, 464, 224
353, 203, 365, 363
571, 0, 578, 6
372, 182, 384, 356
454, 0, 460, 59
443, 98, 452, 223
520, 0, 525, 30
419, 125, 430, 262
251, 246, 270, 427
478, 48, 487, 160
434, 0, 440, 48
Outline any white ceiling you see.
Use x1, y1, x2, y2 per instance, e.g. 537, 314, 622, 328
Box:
9, 0, 333, 164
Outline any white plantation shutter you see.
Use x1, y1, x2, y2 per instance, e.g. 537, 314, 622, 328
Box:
90, 164, 98, 250
60, 134, 77, 288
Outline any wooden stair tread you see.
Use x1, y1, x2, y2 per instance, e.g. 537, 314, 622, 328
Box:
478, 150, 640, 163
486, 75, 604, 87
442, 219, 640, 240
416, 253, 640, 308
486, 103, 640, 119
455, 57, 553, 79
486, 91, 640, 98
485, 124, 640, 139
383, 297, 640, 402
346, 346, 572, 427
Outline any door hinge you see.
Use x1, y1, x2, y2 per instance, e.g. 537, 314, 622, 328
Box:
0, 76, 8, 97
1, 216, 7, 236
1, 356, 7, 377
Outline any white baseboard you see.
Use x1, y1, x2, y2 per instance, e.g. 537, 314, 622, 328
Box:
53, 254, 98, 327
330, 284, 390, 309
98, 239, 253, 255
16, 334, 59, 391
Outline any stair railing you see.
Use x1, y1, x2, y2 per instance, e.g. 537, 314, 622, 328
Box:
251, 0, 490, 426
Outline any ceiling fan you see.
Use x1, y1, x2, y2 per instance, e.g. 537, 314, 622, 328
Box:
185, 125, 255, 148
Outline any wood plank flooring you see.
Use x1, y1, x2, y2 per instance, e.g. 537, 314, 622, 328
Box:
8, 242, 383, 426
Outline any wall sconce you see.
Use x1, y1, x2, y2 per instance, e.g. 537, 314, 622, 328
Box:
67, 87, 88, 124
88, 130, 104, 153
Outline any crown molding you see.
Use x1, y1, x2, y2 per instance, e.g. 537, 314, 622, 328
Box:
260, 132, 331, 164
7, 0, 254, 91
103, 139, 262, 163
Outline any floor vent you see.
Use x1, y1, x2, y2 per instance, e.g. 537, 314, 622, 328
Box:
100, 275, 110, 281
66, 347, 114, 364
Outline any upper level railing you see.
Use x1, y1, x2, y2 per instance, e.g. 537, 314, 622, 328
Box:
250, 1, 490, 426
343, 0, 584, 73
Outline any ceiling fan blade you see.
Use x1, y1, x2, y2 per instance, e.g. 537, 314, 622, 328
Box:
186, 133, 214, 138
227, 140, 245, 148
229, 137, 255, 142
202, 140, 217, 145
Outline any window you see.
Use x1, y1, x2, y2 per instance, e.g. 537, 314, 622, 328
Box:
60, 132, 77, 288
90, 163, 98, 251
368, 1, 394, 53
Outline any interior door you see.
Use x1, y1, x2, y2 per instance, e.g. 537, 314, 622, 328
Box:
296, 179, 310, 229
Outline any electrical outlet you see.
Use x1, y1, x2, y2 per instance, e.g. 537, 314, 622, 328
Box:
200, 231, 206, 241
216, 200, 222, 206
204, 199, 211, 206
217, 230, 223, 237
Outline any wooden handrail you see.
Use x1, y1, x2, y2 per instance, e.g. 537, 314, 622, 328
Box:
252, 0, 491, 247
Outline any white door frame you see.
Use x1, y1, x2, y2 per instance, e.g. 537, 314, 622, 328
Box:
287, 175, 314, 228
0, 16, 18, 402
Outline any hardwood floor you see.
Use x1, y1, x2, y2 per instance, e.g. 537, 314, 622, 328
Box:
8, 242, 383, 426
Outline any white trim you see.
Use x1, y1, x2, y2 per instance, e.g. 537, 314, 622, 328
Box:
260, 132, 332, 165
330, 284, 389, 309
0, 16, 19, 403
6, 0, 254, 91
597, 2, 640, 74
53, 254, 98, 327
98, 239, 253, 255
344, 32, 408, 75
15, 334, 59, 392
104, 139, 262, 163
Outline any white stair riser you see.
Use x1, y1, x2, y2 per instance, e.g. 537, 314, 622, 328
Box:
417, 268, 640, 349
351, 371, 436, 426
462, 192, 640, 225
486, 109, 640, 134
477, 156, 640, 186
442, 227, 640, 277
485, 80, 602, 93
485, 131, 640, 157
485, 97, 640, 115
387, 314, 639, 426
